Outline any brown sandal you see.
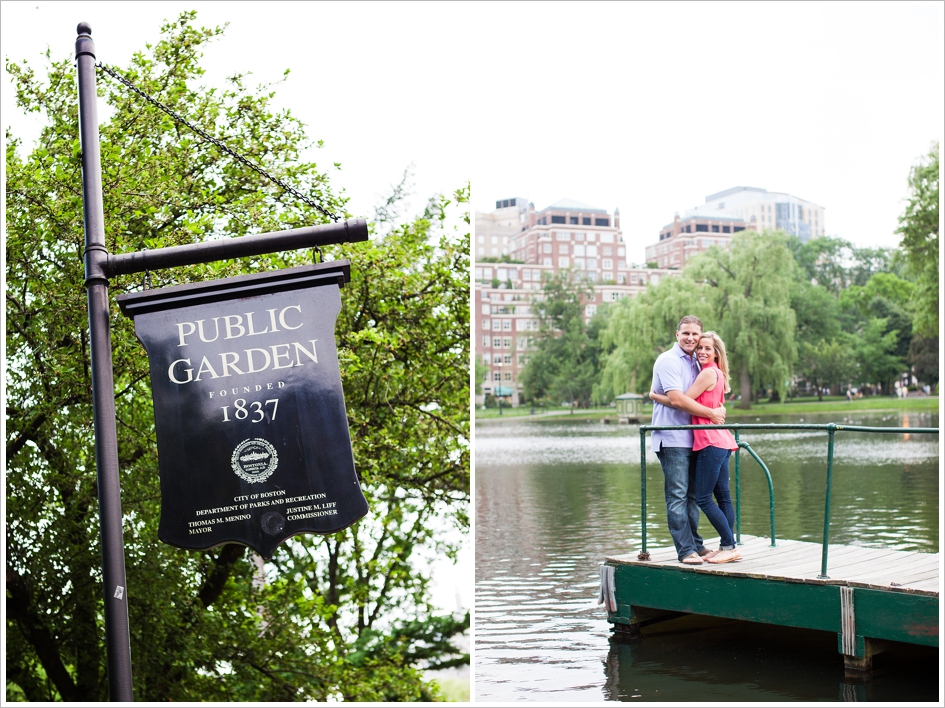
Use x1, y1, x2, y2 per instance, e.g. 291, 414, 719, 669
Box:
681, 553, 703, 565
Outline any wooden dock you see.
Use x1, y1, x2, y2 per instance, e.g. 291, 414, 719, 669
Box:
604, 534, 939, 672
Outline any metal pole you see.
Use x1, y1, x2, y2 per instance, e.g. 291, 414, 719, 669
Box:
818, 424, 836, 579
734, 429, 741, 544
76, 22, 134, 701
639, 427, 648, 558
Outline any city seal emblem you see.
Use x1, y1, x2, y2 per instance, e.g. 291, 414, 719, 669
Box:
230, 438, 279, 483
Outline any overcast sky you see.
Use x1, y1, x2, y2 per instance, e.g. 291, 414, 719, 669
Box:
472, 1, 943, 265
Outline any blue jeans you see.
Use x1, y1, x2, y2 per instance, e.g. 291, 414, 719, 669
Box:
694, 446, 736, 549
655, 446, 704, 560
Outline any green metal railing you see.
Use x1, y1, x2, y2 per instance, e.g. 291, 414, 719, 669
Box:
638, 423, 939, 578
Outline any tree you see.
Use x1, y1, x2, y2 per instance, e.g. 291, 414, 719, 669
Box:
686, 231, 798, 408
519, 270, 598, 408
797, 338, 856, 400
598, 273, 700, 397
850, 318, 904, 394
895, 142, 939, 338
6, 13, 468, 702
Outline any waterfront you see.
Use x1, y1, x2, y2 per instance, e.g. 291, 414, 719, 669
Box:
474, 410, 940, 702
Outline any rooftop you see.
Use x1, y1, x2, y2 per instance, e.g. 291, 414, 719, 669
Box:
705, 186, 767, 201
540, 198, 608, 214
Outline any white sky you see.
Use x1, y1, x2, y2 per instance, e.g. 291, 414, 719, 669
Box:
472, 1, 944, 265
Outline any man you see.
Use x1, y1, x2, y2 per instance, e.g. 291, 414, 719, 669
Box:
648, 315, 726, 565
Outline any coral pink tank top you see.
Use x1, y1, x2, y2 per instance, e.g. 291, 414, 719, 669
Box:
692, 362, 737, 452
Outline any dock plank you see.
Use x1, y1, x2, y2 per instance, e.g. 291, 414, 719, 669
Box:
605, 534, 939, 597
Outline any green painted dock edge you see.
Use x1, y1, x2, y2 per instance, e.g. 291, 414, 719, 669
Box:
605, 563, 939, 657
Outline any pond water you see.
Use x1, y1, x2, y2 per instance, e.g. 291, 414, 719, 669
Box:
474, 410, 940, 702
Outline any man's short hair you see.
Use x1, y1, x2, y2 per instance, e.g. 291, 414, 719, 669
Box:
676, 315, 703, 332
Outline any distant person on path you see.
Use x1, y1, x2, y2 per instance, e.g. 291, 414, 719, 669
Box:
646, 316, 726, 566
651, 332, 740, 564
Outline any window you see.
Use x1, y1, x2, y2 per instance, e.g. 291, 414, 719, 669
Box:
587, 258, 598, 269
493, 320, 501, 331
508, 268, 518, 280
483, 354, 489, 364
722, 226, 730, 234
685, 225, 691, 233
618, 247, 625, 256
587, 271, 598, 282
543, 243, 552, 253
543, 257, 552, 266
601, 233, 614, 243
525, 320, 532, 330
586, 304, 597, 317
574, 232, 585, 241
603, 259, 613, 269
481, 303, 490, 315
558, 243, 568, 253
493, 337, 501, 347
603, 246, 613, 256
551, 215, 566, 224
493, 355, 502, 364
618, 260, 626, 269
483, 335, 490, 347
493, 372, 501, 381
733, 226, 745, 232
586, 245, 598, 257
695, 224, 708, 232
477, 236, 484, 244
559, 257, 569, 267
555, 231, 569, 241
610, 291, 620, 301
630, 273, 638, 284
503, 355, 512, 365
491, 236, 498, 244
618, 274, 626, 284
595, 218, 609, 226
503, 320, 511, 330
569, 216, 578, 224
582, 217, 591, 225
503, 372, 512, 381
482, 319, 489, 329
711, 225, 719, 232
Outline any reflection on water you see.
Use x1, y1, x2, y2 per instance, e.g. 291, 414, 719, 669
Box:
475, 411, 939, 702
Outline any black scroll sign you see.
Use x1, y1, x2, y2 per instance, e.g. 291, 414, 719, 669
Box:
117, 261, 369, 560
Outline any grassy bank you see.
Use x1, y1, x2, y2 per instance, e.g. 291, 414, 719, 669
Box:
475, 395, 939, 422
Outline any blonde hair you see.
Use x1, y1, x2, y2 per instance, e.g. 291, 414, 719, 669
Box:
700, 331, 731, 393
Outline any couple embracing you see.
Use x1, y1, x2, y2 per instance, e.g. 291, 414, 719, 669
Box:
647, 315, 741, 566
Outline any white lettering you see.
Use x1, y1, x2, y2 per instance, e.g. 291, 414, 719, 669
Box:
168, 358, 194, 384
279, 305, 303, 330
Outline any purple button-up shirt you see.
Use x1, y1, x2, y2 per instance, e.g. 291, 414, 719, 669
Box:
650, 342, 701, 451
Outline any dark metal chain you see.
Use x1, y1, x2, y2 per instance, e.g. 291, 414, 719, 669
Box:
95, 62, 340, 222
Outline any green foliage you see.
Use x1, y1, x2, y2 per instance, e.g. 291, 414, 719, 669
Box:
598, 274, 699, 397
895, 142, 939, 338
5, 13, 467, 702
519, 270, 600, 407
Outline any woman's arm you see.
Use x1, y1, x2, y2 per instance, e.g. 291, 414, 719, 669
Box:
684, 368, 717, 399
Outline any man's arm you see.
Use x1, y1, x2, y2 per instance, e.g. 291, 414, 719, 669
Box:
666, 390, 726, 424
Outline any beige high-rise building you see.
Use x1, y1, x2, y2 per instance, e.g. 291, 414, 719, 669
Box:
694, 186, 825, 242
474, 197, 529, 260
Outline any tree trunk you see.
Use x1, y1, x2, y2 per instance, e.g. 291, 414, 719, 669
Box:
739, 364, 752, 409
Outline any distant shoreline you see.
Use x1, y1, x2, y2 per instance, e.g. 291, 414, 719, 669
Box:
475, 395, 940, 423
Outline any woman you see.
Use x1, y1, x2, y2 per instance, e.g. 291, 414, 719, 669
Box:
650, 331, 740, 564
